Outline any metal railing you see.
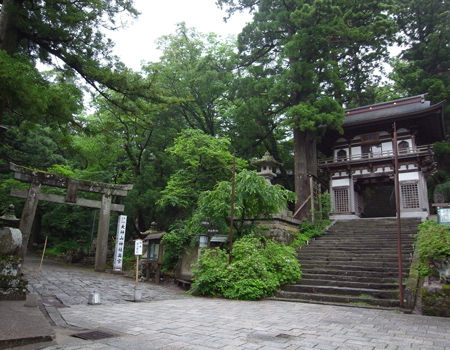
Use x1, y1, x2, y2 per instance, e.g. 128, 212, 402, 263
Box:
318, 144, 433, 166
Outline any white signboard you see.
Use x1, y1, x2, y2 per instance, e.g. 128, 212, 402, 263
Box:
113, 215, 127, 271
134, 239, 143, 256
438, 208, 450, 225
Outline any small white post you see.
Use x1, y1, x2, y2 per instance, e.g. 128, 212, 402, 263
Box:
134, 239, 143, 301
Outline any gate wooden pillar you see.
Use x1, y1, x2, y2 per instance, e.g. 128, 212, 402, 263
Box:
18, 181, 41, 257
9, 163, 133, 271
95, 192, 112, 271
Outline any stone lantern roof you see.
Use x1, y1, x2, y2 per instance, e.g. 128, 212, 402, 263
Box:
0, 204, 20, 227
141, 222, 165, 241
253, 151, 283, 184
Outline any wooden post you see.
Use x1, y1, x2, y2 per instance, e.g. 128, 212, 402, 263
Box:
318, 183, 323, 220
228, 154, 236, 264
155, 243, 163, 284
19, 182, 41, 258
95, 193, 112, 271
135, 255, 139, 286
37, 236, 48, 277
393, 122, 404, 308
310, 175, 315, 222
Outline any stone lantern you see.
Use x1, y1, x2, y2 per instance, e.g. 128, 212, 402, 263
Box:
0, 204, 20, 228
141, 222, 165, 283
253, 151, 282, 184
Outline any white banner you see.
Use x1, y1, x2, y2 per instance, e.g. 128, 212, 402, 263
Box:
113, 215, 127, 271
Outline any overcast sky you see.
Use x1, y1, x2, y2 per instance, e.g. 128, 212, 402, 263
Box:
109, 0, 252, 70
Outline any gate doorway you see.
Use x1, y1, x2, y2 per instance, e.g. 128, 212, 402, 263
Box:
355, 177, 396, 218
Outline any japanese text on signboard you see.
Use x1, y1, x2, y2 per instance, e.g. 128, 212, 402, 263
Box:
113, 215, 127, 271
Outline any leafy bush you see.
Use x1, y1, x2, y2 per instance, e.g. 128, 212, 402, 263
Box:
190, 236, 301, 300
434, 181, 450, 203
45, 240, 80, 257
291, 219, 331, 249
318, 192, 331, 220
161, 169, 296, 270
161, 219, 202, 270
195, 169, 296, 236
415, 220, 450, 276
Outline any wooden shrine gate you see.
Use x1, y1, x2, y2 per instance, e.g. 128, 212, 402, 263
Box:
9, 163, 133, 271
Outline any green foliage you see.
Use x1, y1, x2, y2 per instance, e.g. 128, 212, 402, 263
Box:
319, 192, 331, 220
195, 169, 296, 236
393, 0, 449, 105
190, 236, 301, 300
46, 164, 75, 178
161, 220, 201, 270
415, 220, 450, 276
422, 284, 450, 317
149, 23, 237, 136
291, 219, 331, 249
45, 240, 80, 257
0, 51, 83, 126
434, 182, 450, 203
158, 129, 247, 212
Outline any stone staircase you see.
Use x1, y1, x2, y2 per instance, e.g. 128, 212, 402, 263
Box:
276, 218, 421, 308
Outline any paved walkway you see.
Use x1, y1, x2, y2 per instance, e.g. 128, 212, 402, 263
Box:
23, 256, 188, 306
22, 257, 450, 350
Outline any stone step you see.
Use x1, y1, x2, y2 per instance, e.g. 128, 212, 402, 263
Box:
282, 284, 399, 299
278, 218, 418, 308
328, 229, 418, 233
299, 249, 414, 255
304, 238, 412, 243
324, 234, 417, 238
300, 245, 414, 250
293, 279, 400, 290
302, 268, 408, 278
301, 273, 399, 284
306, 244, 414, 250
299, 256, 410, 263
299, 259, 411, 269
301, 263, 406, 273
298, 250, 413, 257
275, 291, 400, 308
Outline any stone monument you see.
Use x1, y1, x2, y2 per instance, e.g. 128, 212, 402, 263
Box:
0, 204, 28, 300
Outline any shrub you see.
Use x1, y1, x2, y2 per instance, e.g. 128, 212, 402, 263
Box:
44, 240, 80, 257
415, 220, 450, 276
190, 236, 301, 300
291, 219, 331, 249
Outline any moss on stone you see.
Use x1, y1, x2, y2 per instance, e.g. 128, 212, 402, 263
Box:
422, 284, 450, 317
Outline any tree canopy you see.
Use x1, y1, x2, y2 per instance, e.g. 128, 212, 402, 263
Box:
0, 0, 448, 266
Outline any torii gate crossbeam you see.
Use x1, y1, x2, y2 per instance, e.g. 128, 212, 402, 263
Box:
9, 163, 133, 271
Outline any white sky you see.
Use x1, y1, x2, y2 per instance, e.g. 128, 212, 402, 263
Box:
109, 0, 252, 70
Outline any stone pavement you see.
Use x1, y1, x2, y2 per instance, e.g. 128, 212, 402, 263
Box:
21, 257, 450, 350
0, 300, 54, 349
23, 256, 189, 306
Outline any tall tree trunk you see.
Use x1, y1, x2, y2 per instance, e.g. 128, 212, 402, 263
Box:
0, 0, 22, 55
293, 128, 317, 219
0, 0, 21, 125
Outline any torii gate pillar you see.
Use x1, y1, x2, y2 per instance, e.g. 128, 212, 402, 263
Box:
95, 193, 112, 271
9, 163, 133, 271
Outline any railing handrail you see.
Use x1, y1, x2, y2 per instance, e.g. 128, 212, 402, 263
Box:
318, 144, 433, 166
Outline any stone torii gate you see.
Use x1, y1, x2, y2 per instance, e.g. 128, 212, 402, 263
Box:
9, 163, 133, 271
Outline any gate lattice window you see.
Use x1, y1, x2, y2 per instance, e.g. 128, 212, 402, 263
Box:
400, 182, 420, 209
334, 187, 349, 212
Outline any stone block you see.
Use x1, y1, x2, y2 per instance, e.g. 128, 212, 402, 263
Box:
421, 284, 450, 317
0, 255, 27, 300
24, 293, 39, 307
0, 227, 22, 255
